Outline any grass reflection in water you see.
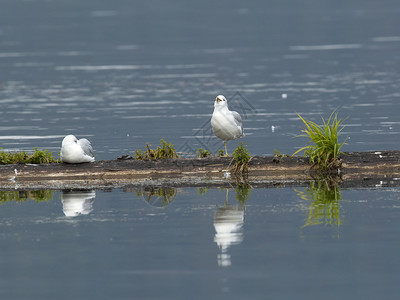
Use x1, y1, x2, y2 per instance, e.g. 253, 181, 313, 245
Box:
137, 187, 177, 208
0, 190, 55, 203
296, 181, 342, 228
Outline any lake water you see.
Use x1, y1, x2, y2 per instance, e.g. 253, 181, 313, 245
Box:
1, 186, 400, 299
1, 0, 400, 158
1, 0, 400, 299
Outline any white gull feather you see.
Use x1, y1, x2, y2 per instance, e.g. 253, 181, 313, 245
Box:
60, 134, 95, 163
211, 95, 244, 156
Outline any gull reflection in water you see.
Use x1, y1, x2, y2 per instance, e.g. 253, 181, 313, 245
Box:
214, 189, 245, 267
61, 190, 96, 217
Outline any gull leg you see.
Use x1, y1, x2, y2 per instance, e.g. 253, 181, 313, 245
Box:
224, 141, 228, 156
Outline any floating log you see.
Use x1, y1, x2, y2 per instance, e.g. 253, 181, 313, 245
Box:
0, 151, 400, 190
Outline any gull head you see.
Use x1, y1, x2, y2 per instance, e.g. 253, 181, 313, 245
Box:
215, 95, 228, 108
62, 134, 78, 147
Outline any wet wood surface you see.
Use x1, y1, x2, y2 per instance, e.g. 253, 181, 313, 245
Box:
0, 151, 400, 190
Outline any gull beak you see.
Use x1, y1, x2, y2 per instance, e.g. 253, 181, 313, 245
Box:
216, 97, 221, 102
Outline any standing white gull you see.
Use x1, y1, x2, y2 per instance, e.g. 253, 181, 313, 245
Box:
211, 95, 244, 156
60, 134, 95, 163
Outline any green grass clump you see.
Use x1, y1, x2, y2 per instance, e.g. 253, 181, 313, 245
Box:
230, 143, 251, 175
134, 149, 147, 160
0, 152, 16, 164
273, 149, 289, 163
217, 149, 224, 157
196, 148, 211, 158
273, 150, 289, 158
154, 139, 179, 159
0, 148, 59, 165
27, 148, 60, 164
293, 111, 347, 172
232, 143, 250, 165
134, 139, 179, 160
0, 148, 27, 164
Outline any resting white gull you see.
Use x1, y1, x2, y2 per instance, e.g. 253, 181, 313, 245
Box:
60, 134, 95, 163
211, 95, 244, 156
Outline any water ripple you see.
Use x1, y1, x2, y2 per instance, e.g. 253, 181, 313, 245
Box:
290, 44, 362, 51
372, 36, 400, 42
0, 135, 66, 140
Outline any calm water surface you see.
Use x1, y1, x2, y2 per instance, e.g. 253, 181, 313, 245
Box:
0, 186, 400, 299
1, 0, 400, 158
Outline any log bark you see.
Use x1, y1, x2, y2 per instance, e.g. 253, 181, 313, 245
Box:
0, 151, 399, 190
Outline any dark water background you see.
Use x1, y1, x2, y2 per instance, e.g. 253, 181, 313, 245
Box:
1, 0, 400, 299
1, 187, 400, 299
1, 0, 400, 158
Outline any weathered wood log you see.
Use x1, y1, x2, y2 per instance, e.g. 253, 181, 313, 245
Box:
0, 151, 399, 190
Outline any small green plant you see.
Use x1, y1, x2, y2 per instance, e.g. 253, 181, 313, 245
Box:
230, 143, 251, 175
0, 151, 16, 164
217, 149, 224, 157
0, 148, 59, 165
273, 149, 289, 158
134, 139, 179, 160
273, 149, 289, 163
0, 147, 28, 164
293, 111, 347, 172
134, 149, 146, 160
154, 139, 179, 159
196, 148, 211, 158
27, 148, 60, 164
